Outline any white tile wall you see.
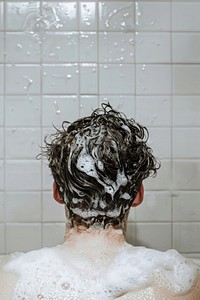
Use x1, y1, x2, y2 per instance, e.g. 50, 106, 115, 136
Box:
0, 1, 200, 256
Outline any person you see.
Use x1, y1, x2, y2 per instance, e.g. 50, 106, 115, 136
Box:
0, 103, 200, 299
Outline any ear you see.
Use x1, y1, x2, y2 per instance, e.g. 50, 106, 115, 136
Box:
53, 181, 65, 204
132, 184, 144, 207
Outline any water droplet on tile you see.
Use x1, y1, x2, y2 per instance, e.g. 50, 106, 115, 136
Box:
142, 64, 146, 71
80, 104, 83, 108
121, 21, 126, 27
23, 76, 33, 91
103, 65, 108, 69
43, 72, 47, 76
150, 20, 155, 25
17, 43, 22, 50
129, 38, 134, 45
124, 12, 129, 18
27, 51, 31, 56
114, 42, 118, 47
35, 106, 39, 111
67, 74, 72, 79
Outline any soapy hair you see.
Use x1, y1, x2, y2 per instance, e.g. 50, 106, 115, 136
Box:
42, 103, 160, 228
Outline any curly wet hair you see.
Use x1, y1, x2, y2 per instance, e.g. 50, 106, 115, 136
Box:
41, 103, 160, 228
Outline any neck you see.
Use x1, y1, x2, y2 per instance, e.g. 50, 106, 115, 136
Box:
64, 222, 127, 247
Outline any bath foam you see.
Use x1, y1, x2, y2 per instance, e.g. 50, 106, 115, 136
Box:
4, 243, 200, 300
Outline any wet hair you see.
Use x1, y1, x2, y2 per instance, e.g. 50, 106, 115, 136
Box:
41, 103, 160, 228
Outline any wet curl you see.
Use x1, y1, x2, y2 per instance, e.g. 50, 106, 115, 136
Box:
41, 103, 160, 228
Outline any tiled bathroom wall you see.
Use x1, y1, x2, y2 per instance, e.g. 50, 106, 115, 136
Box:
0, 0, 200, 257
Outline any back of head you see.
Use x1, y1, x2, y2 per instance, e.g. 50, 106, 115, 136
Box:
43, 104, 159, 228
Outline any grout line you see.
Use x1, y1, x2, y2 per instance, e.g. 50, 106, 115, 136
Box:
39, 0, 43, 248
170, 0, 174, 250
3, 0, 6, 255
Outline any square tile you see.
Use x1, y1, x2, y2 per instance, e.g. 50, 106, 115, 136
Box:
5, 128, 41, 159
42, 32, 78, 63
173, 223, 200, 253
99, 64, 135, 94
5, 160, 41, 191
99, 2, 134, 31
148, 127, 171, 159
6, 192, 41, 222
136, 223, 171, 251
173, 192, 200, 222
136, 96, 171, 126
173, 65, 200, 95
135, 191, 171, 222
5, 32, 41, 63
6, 223, 42, 253
5, 96, 41, 127
42, 2, 78, 31
5, 2, 40, 31
172, 2, 200, 31
5, 64, 41, 95
144, 159, 171, 191
42, 159, 53, 191
99, 32, 135, 63
173, 128, 200, 158
80, 2, 97, 30
136, 64, 171, 95
99, 95, 135, 119
42, 95, 79, 126
136, 32, 170, 63
42, 223, 65, 247
80, 63, 98, 94
80, 32, 97, 62
42, 192, 65, 222
172, 33, 200, 63
172, 160, 200, 190
173, 96, 200, 126
80, 95, 98, 117
135, 2, 170, 31
42, 64, 79, 94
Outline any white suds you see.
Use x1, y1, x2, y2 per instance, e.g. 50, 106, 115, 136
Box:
3, 244, 200, 299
